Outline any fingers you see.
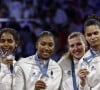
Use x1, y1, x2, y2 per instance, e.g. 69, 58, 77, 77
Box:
35, 80, 47, 90
2, 56, 13, 65
78, 69, 89, 78
78, 69, 89, 87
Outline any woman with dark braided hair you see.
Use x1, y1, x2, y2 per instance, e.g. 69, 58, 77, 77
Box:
78, 14, 100, 90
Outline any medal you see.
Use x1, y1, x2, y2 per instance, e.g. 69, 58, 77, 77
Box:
40, 74, 49, 81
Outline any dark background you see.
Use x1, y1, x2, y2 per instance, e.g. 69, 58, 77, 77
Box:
0, 0, 100, 61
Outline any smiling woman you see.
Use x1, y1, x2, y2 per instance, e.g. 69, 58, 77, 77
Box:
58, 32, 87, 90
36, 31, 55, 60
13, 31, 62, 90
0, 28, 20, 90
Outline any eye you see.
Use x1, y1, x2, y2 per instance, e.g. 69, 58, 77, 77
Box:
7, 39, 13, 43
40, 42, 46, 46
87, 33, 92, 37
93, 31, 99, 35
77, 42, 82, 46
70, 44, 74, 48
48, 43, 54, 47
0, 39, 5, 43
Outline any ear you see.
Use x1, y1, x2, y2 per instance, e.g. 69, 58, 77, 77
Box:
15, 41, 19, 47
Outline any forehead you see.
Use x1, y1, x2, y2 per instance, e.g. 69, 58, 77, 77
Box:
68, 36, 84, 45
85, 25, 100, 34
38, 35, 54, 43
0, 32, 14, 39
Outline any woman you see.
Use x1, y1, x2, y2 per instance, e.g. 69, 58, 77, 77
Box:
13, 31, 62, 90
0, 28, 20, 90
58, 32, 87, 90
78, 14, 100, 90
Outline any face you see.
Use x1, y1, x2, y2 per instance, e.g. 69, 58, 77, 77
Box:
85, 25, 100, 50
36, 35, 55, 60
68, 36, 86, 59
0, 32, 17, 54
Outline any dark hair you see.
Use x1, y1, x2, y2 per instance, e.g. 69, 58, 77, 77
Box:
84, 14, 100, 31
36, 31, 55, 43
0, 28, 20, 42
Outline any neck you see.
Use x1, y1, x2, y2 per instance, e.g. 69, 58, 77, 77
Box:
91, 45, 100, 51
73, 57, 80, 61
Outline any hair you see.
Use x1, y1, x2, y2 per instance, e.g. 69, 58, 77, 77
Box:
67, 32, 87, 59
0, 28, 20, 42
36, 31, 55, 43
84, 14, 100, 32
68, 32, 87, 45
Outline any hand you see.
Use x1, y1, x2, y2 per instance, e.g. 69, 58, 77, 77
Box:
78, 69, 89, 87
2, 52, 13, 66
35, 80, 47, 90
2, 56, 13, 66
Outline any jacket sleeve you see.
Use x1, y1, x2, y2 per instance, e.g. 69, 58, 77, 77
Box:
13, 64, 25, 90
0, 63, 12, 90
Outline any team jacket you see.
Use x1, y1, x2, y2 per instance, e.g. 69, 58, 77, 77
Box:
13, 55, 62, 90
78, 50, 100, 90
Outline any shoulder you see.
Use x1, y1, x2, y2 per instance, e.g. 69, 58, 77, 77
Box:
78, 50, 91, 67
14, 55, 36, 72
80, 50, 91, 62
58, 54, 71, 69
49, 59, 62, 71
15, 55, 35, 67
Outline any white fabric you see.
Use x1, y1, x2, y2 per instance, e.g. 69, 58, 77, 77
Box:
0, 60, 16, 90
78, 50, 100, 90
13, 55, 62, 90
58, 55, 79, 90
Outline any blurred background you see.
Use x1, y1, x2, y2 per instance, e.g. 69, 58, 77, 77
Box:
0, 0, 100, 61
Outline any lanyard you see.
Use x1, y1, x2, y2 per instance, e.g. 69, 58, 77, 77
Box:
10, 64, 13, 73
71, 59, 78, 90
83, 48, 100, 63
34, 54, 49, 75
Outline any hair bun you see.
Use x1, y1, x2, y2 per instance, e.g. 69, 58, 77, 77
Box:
87, 14, 100, 21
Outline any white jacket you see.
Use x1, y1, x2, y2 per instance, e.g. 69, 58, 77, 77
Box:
78, 50, 100, 90
13, 55, 62, 90
58, 56, 79, 90
0, 59, 16, 90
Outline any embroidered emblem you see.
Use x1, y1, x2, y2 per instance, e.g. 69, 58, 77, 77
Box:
91, 65, 96, 71
67, 70, 71, 75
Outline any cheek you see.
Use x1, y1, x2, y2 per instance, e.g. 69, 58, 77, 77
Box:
0, 44, 3, 47
69, 49, 73, 54
51, 46, 55, 51
10, 44, 16, 49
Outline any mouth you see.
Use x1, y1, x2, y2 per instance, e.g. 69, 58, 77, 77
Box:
42, 52, 50, 55
74, 51, 82, 55
42, 50, 52, 56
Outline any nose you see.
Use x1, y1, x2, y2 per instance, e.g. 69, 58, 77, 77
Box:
44, 45, 50, 50
4, 41, 9, 46
73, 45, 78, 50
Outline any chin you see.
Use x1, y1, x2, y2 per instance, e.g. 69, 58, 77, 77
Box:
42, 56, 50, 60
75, 56, 81, 60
